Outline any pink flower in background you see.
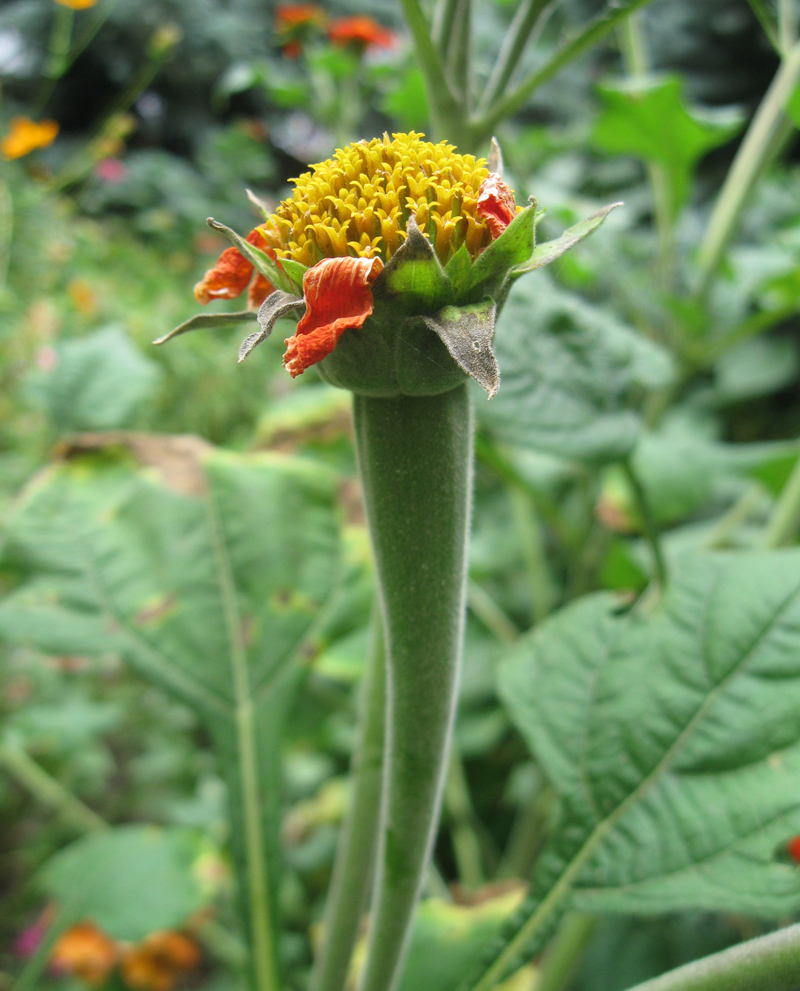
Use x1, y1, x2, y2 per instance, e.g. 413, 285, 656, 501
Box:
94, 157, 128, 183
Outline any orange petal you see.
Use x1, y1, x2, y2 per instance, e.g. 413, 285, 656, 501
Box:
248, 272, 275, 309
327, 15, 396, 48
283, 256, 383, 377
477, 173, 517, 239
194, 229, 268, 305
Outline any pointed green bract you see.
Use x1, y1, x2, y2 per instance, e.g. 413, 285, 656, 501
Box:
279, 257, 309, 294
511, 202, 622, 277
376, 216, 452, 313
239, 290, 305, 363
153, 309, 256, 346
421, 299, 499, 398
456, 200, 538, 304
207, 217, 296, 294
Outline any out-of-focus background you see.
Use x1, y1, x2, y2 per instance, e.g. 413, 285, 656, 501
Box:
2, 1, 800, 990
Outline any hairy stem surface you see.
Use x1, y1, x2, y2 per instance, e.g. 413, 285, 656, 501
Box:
353, 385, 473, 991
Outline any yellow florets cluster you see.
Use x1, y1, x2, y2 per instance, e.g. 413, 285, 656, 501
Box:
260, 131, 496, 267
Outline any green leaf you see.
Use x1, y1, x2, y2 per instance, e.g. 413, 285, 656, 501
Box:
31, 326, 160, 433
153, 310, 256, 346
511, 203, 622, 277
40, 826, 206, 941
592, 76, 742, 217
392, 889, 527, 991
458, 202, 538, 304
239, 290, 304, 362
421, 299, 499, 398
477, 551, 800, 989
0, 439, 342, 987
478, 277, 674, 463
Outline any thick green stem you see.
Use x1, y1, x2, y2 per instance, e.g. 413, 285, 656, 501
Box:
618, 15, 674, 283
473, 0, 659, 139
622, 923, 800, 991
398, 0, 463, 138
444, 749, 485, 889
695, 41, 800, 299
622, 457, 667, 588
763, 454, 800, 548
311, 610, 386, 991
533, 913, 597, 991
353, 385, 473, 991
479, 0, 555, 114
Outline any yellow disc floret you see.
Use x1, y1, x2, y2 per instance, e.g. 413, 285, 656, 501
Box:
260, 131, 500, 267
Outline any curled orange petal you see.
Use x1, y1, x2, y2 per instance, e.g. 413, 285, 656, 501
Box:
194, 229, 269, 305
283, 255, 383, 377
477, 173, 517, 239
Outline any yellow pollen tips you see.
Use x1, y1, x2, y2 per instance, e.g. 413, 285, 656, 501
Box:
259, 132, 499, 267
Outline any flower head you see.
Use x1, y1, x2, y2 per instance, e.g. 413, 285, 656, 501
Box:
261, 131, 508, 268
327, 15, 396, 50
1, 117, 58, 160
164, 132, 618, 399
54, 0, 98, 8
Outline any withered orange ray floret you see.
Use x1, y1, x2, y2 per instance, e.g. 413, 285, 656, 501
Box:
477, 172, 518, 238
194, 229, 274, 306
283, 256, 383, 377
259, 131, 514, 268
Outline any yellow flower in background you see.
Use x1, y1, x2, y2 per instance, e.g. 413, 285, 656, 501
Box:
54, 0, 99, 8
1, 117, 59, 160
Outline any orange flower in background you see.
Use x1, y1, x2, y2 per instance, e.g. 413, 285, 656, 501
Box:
54, 0, 98, 7
120, 931, 201, 991
275, 3, 326, 28
327, 15, 396, 50
194, 229, 275, 307
276, 4, 327, 57
50, 922, 118, 988
1, 117, 58, 160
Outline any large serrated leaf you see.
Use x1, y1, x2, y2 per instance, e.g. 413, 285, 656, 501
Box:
468, 552, 800, 990
478, 277, 674, 464
0, 438, 343, 986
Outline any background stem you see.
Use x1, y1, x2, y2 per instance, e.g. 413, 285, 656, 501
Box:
695, 41, 800, 298
353, 385, 473, 991
0, 745, 107, 834
479, 0, 555, 114
310, 608, 386, 991
533, 913, 597, 991
621, 923, 800, 991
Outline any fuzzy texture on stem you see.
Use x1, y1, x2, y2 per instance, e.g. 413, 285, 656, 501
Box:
311, 610, 386, 991
353, 385, 473, 991
622, 923, 800, 991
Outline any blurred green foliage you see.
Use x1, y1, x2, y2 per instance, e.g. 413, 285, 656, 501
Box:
3, 0, 800, 990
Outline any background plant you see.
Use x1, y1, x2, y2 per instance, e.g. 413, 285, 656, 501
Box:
4, 1, 800, 991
